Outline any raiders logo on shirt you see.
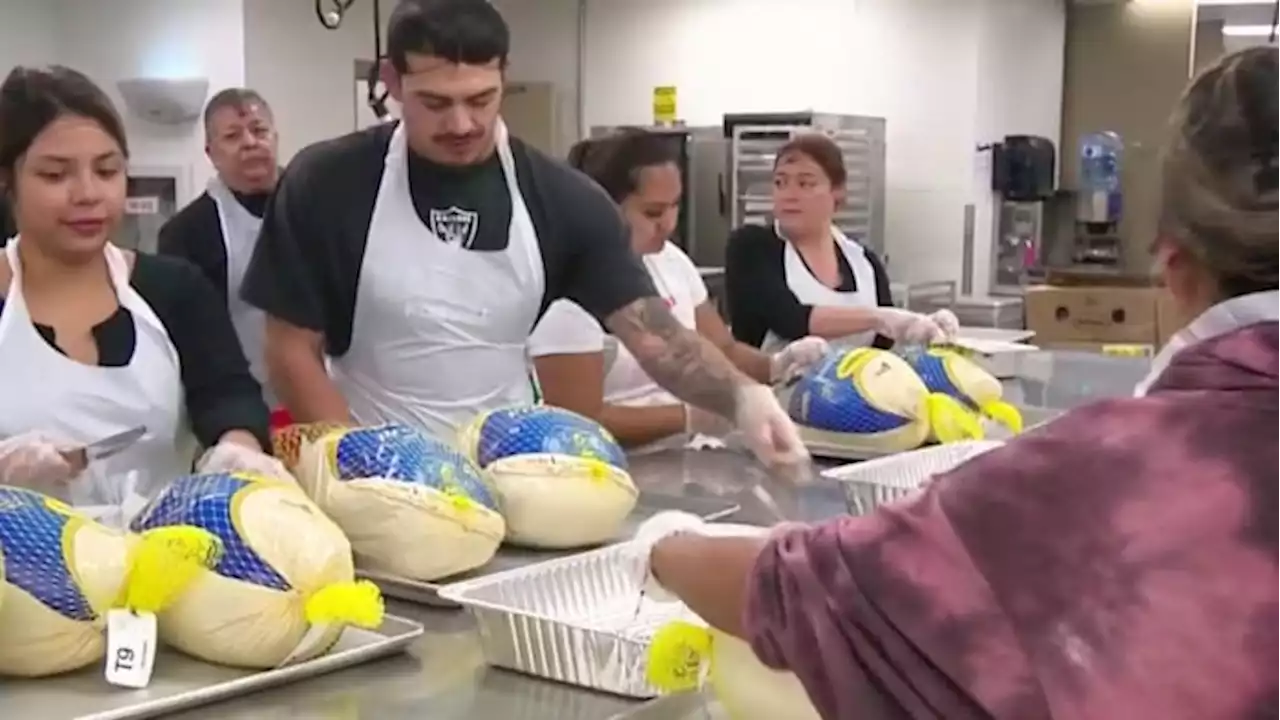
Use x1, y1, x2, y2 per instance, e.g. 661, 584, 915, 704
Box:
429, 206, 480, 248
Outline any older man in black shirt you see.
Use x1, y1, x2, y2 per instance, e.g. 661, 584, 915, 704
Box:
160, 87, 279, 404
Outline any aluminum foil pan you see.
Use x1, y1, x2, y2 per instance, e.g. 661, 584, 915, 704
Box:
438, 524, 765, 699
822, 440, 1003, 516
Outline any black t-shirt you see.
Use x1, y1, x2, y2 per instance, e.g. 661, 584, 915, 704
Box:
408, 151, 511, 251
724, 224, 894, 348
241, 123, 656, 357
0, 252, 270, 449
158, 189, 269, 301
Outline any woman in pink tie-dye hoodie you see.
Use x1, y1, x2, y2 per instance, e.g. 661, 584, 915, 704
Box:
643, 46, 1278, 720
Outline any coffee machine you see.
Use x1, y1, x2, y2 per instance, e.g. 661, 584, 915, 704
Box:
989, 135, 1057, 295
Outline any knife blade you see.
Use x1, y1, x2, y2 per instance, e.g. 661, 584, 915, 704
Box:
62, 425, 147, 470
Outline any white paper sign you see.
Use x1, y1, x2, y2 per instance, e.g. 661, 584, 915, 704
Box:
124, 197, 160, 215
105, 609, 158, 688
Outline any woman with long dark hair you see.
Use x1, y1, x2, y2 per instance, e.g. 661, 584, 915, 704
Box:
0, 66, 284, 515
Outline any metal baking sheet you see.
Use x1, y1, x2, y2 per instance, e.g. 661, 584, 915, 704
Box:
358, 492, 741, 608
798, 427, 896, 461
439, 536, 771, 699
0, 614, 423, 720
801, 406, 1060, 463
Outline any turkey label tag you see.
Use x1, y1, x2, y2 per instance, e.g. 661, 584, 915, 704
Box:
276, 624, 333, 668
105, 609, 158, 688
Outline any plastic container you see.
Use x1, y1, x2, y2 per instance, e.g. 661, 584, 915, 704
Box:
823, 441, 1004, 516
1078, 131, 1124, 223
1080, 132, 1122, 192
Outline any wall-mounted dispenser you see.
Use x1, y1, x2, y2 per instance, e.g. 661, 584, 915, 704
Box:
116, 77, 210, 125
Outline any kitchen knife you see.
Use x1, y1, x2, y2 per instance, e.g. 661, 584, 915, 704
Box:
62, 425, 147, 470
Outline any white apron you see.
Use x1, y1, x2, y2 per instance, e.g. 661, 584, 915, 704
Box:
1134, 290, 1279, 398
207, 178, 273, 407
0, 239, 197, 522
331, 120, 545, 441
763, 224, 879, 353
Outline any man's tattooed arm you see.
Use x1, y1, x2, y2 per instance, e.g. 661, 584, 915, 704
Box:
605, 296, 748, 419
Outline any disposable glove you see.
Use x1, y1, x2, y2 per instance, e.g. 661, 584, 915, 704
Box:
0, 431, 79, 488
631, 510, 707, 602
197, 441, 295, 483
872, 307, 951, 345
732, 384, 810, 469
768, 336, 830, 383
928, 309, 961, 339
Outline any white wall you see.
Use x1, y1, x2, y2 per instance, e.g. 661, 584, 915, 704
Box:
233, 0, 1065, 289
242, 0, 585, 161
244, 0, 378, 162
575, 0, 1063, 287
491, 0, 582, 154
1, 0, 245, 201
0, 0, 58, 71
51, 0, 246, 198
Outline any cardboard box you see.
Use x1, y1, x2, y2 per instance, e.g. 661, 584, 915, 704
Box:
1024, 285, 1160, 346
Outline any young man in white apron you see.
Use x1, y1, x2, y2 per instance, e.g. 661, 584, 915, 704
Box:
240, 0, 806, 468
159, 88, 279, 407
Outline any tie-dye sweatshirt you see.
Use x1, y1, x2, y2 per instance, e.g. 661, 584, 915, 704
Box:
745, 322, 1278, 720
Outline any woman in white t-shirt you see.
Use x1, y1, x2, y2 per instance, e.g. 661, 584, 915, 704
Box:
529, 130, 828, 451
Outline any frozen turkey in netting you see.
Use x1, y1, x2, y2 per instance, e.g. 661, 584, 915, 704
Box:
787, 347, 981, 455
272, 421, 348, 474
457, 405, 638, 550
129, 472, 384, 669
290, 423, 505, 582
0, 486, 216, 677
901, 346, 1024, 438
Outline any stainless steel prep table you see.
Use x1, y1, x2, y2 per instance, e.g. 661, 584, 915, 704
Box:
154, 348, 1145, 719
140, 450, 799, 720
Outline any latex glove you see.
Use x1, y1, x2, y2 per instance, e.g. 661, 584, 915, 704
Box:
769, 336, 830, 383
733, 384, 810, 469
0, 432, 79, 488
632, 510, 706, 602
197, 442, 294, 483
928, 309, 961, 340
872, 307, 950, 345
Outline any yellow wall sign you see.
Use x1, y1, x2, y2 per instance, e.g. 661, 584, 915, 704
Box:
652, 86, 677, 125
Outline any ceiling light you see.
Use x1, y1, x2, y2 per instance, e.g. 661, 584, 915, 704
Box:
1221, 23, 1279, 35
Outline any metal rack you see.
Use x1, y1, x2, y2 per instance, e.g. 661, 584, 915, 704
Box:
725, 112, 887, 255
